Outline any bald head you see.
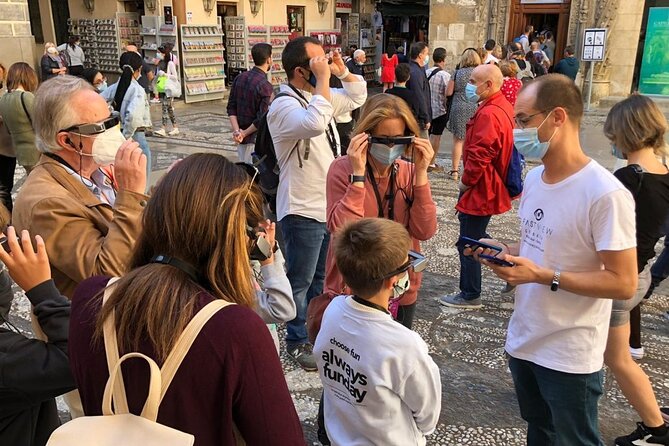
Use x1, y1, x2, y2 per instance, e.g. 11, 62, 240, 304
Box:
472, 64, 503, 89
530, 41, 540, 51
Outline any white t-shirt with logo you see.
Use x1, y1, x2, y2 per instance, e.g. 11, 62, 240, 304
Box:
505, 160, 636, 374
315, 296, 441, 446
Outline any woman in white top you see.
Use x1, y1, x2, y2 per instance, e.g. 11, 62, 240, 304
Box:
57, 36, 85, 77
154, 44, 180, 136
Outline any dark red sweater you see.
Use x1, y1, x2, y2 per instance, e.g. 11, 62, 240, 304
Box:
69, 276, 305, 446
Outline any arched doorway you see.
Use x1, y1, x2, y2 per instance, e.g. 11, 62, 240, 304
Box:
508, 0, 571, 65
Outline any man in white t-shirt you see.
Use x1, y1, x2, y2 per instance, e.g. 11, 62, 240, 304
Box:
315, 218, 441, 446
470, 74, 638, 445
268, 36, 367, 371
483, 39, 500, 65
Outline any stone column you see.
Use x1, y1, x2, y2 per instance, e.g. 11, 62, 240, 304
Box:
0, 0, 35, 69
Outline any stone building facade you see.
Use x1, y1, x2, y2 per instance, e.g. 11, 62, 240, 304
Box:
0, 0, 36, 68
429, 0, 646, 102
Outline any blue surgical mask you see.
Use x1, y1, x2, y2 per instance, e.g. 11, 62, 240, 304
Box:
424, 55, 430, 66
513, 112, 556, 160
96, 81, 108, 93
611, 144, 626, 160
370, 143, 406, 166
465, 83, 480, 103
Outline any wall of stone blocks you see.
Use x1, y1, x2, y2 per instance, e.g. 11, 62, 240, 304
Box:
0, 0, 35, 70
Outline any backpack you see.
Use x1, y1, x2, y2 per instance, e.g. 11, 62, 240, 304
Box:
513, 36, 521, 44
490, 104, 524, 199
47, 278, 244, 446
427, 67, 442, 81
252, 91, 307, 213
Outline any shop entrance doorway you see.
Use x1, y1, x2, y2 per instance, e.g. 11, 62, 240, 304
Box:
51, 0, 70, 46
508, 0, 571, 65
217, 2, 238, 85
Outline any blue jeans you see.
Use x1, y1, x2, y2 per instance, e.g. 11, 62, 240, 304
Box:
457, 212, 491, 300
509, 356, 604, 446
132, 131, 151, 182
280, 214, 330, 346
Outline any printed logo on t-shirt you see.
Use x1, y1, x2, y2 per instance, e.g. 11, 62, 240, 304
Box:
322, 337, 368, 404
522, 208, 554, 253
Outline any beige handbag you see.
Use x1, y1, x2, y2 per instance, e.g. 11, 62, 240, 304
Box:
47, 278, 245, 445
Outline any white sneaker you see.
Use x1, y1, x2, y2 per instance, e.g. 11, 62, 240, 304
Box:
630, 346, 644, 360
153, 129, 167, 137
168, 128, 180, 136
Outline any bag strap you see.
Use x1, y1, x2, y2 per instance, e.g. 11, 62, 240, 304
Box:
629, 164, 644, 197
102, 277, 129, 413
158, 299, 234, 401
20, 92, 33, 127
102, 352, 162, 422
427, 67, 442, 81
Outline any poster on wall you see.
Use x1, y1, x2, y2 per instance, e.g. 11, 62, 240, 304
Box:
639, 7, 669, 96
581, 28, 606, 61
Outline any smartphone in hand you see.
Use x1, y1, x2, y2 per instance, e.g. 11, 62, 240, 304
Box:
458, 236, 503, 253
479, 253, 514, 267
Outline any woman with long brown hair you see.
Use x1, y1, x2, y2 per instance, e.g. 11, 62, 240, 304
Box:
324, 93, 437, 329
68, 154, 304, 445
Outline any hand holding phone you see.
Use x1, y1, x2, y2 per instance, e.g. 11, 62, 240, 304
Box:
458, 236, 503, 254
478, 253, 514, 267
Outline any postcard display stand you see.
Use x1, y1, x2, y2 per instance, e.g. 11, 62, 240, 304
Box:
309, 30, 342, 56
140, 16, 179, 65
68, 15, 138, 73
224, 17, 290, 87
181, 24, 226, 102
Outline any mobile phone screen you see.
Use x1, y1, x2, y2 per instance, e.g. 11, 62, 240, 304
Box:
458, 236, 503, 253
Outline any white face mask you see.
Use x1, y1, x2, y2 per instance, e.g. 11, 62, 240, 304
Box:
392, 270, 411, 300
74, 125, 126, 165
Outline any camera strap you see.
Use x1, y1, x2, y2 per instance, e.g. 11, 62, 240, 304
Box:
287, 83, 339, 158
367, 162, 395, 221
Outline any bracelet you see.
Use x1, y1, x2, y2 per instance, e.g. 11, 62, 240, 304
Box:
336, 68, 350, 80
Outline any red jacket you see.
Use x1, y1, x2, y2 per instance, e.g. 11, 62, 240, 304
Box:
456, 91, 514, 216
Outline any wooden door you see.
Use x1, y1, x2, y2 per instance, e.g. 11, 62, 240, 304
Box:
508, 0, 571, 65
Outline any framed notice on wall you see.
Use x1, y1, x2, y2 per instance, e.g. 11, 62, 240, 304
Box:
582, 28, 606, 61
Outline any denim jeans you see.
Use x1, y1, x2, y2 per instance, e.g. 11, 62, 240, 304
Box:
509, 356, 604, 446
457, 212, 492, 300
280, 214, 330, 346
132, 131, 152, 183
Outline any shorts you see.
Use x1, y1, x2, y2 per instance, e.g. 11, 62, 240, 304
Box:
609, 265, 651, 327
429, 113, 449, 136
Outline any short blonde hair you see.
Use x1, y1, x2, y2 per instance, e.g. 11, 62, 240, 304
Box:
499, 60, 518, 78
354, 93, 422, 138
44, 42, 55, 54
604, 93, 668, 155
460, 48, 481, 69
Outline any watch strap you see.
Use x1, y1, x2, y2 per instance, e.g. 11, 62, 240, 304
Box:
349, 174, 366, 184
550, 270, 561, 292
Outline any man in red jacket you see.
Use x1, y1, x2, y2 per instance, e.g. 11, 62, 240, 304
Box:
440, 64, 514, 309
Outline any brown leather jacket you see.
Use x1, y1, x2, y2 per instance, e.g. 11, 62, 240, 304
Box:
13, 155, 148, 298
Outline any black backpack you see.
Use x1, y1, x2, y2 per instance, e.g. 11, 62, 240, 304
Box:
252, 91, 307, 213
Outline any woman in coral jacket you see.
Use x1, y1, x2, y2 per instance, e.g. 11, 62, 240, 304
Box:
325, 93, 437, 329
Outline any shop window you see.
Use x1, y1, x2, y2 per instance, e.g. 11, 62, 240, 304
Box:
287, 6, 305, 37
27, 0, 44, 43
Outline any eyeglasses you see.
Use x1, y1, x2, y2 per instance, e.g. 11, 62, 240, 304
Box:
377, 250, 428, 280
514, 110, 548, 129
60, 114, 120, 136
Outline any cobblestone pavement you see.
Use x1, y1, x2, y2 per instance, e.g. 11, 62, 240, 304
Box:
6, 105, 669, 445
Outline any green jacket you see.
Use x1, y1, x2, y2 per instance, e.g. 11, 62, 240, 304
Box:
0, 91, 40, 167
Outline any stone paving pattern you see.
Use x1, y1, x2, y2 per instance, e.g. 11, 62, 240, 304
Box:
6, 104, 669, 445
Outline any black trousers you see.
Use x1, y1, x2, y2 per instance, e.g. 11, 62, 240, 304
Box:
336, 121, 354, 156
0, 154, 16, 213
68, 65, 84, 77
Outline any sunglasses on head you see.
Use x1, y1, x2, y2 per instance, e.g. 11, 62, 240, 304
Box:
368, 136, 415, 147
378, 250, 428, 280
61, 114, 120, 136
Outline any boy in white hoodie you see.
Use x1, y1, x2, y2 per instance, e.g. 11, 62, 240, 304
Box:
314, 218, 441, 446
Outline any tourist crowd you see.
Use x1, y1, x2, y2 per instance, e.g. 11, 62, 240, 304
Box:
0, 27, 667, 446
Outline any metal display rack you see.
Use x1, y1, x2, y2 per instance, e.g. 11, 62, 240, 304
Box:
181, 24, 226, 103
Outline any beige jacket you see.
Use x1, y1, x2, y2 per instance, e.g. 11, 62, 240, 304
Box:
13, 155, 148, 298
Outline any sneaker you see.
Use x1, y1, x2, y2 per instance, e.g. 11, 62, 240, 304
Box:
500, 283, 516, 297
439, 293, 483, 309
287, 343, 317, 372
630, 346, 645, 360
168, 128, 180, 136
614, 422, 669, 446
150, 98, 161, 104
661, 407, 669, 424
153, 129, 167, 137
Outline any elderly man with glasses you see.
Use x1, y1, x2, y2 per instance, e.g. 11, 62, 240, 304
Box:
12, 75, 148, 300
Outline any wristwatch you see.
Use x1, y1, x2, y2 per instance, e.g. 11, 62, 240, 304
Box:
349, 174, 366, 184
550, 270, 561, 292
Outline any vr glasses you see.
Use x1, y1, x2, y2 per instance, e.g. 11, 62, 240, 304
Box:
61, 114, 121, 136
379, 250, 428, 280
367, 136, 415, 147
